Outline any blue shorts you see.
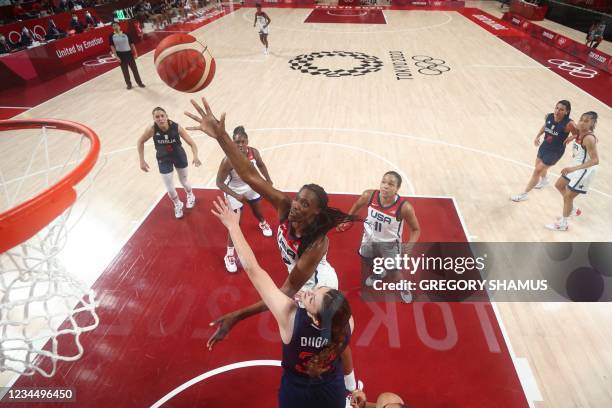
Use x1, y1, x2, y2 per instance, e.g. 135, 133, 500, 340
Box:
278, 372, 345, 408
537, 145, 564, 166
156, 146, 188, 174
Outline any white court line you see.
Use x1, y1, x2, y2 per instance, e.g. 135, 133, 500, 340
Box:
18, 9, 233, 115
458, 9, 611, 109
242, 7, 453, 34
4, 127, 612, 200
257, 141, 416, 195
450, 197, 542, 407
150, 360, 282, 408
466, 64, 548, 69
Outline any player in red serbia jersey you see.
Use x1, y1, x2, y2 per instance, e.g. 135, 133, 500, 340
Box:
341, 171, 421, 303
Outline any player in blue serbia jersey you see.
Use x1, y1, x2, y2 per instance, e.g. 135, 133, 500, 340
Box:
212, 196, 353, 408
511, 100, 578, 202
138, 107, 201, 219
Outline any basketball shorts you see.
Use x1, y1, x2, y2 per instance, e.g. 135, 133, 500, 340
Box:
359, 240, 401, 259
563, 166, 597, 194
258, 25, 269, 35
537, 145, 564, 166
278, 372, 345, 408
298, 261, 338, 292
156, 147, 188, 174
224, 183, 261, 210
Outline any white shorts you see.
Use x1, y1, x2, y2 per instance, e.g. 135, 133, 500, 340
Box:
359, 240, 401, 259
258, 25, 269, 35
299, 262, 338, 292
564, 166, 597, 194
224, 183, 261, 210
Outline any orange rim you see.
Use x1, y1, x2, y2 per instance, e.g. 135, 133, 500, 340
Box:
0, 119, 100, 254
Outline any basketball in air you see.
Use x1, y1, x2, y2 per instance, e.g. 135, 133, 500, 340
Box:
154, 33, 216, 93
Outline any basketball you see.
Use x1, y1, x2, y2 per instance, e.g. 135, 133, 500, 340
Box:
153, 33, 216, 93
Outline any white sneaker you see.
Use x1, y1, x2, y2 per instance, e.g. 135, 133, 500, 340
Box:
259, 221, 272, 237
174, 201, 184, 219
534, 178, 549, 189
400, 289, 413, 304
510, 193, 528, 202
545, 222, 568, 231
186, 192, 196, 209
224, 254, 238, 273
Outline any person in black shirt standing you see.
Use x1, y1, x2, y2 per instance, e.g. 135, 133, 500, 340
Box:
109, 22, 145, 89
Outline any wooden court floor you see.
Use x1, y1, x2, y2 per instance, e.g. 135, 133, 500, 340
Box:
1, 3, 611, 407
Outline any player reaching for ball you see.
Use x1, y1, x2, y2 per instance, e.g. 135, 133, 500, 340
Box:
138, 107, 201, 219
253, 3, 271, 55
185, 97, 362, 400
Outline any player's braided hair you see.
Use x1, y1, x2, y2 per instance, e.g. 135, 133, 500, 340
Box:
305, 289, 351, 378
297, 184, 359, 257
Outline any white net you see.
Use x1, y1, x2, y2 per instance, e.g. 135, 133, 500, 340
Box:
0, 121, 101, 378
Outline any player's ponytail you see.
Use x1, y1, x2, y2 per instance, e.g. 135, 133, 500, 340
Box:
305, 289, 351, 378
297, 184, 359, 258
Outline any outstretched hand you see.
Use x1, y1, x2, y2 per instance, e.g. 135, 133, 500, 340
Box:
211, 196, 241, 229
184, 97, 227, 139
206, 313, 239, 351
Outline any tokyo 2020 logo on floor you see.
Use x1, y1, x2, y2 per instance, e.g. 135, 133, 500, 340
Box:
289, 51, 383, 77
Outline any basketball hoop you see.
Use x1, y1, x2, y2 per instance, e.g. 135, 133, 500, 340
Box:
0, 119, 101, 378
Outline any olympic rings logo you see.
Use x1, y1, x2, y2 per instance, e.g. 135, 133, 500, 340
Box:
411, 55, 451, 75
83, 54, 119, 67
8, 25, 46, 44
547, 59, 597, 79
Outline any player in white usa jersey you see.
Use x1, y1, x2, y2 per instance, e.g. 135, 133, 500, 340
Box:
546, 111, 600, 232
253, 3, 271, 54
186, 97, 360, 396
215, 126, 273, 273
341, 172, 420, 303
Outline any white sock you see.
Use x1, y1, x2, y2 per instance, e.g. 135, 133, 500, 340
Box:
227, 246, 235, 256
560, 217, 568, 226
170, 194, 180, 205
344, 370, 356, 391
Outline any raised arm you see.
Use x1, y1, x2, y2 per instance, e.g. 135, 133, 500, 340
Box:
206, 236, 328, 349
211, 197, 295, 344
185, 98, 290, 215
137, 126, 154, 172
178, 125, 201, 166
